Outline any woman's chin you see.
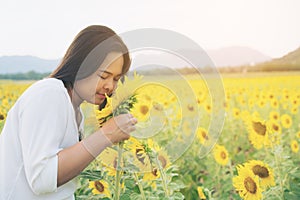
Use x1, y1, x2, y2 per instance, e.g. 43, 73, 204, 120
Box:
94, 98, 104, 106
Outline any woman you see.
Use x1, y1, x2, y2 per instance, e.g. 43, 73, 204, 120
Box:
0, 25, 137, 199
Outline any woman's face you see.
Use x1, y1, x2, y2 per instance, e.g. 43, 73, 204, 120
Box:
73, 51, 124, 106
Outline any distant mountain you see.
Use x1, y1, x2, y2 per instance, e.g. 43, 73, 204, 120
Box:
206, 46, 272, 67
0, 56, 60, 74
264, 46, 300, 66
249, 47, 300, 71
1, 46, 292, 74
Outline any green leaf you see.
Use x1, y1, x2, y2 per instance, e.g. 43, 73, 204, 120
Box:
172, 192, 185, 200
79, 170, 102, 180
284, 191, 300, 200
124, 179, 136, 189
120, 193, 131, 200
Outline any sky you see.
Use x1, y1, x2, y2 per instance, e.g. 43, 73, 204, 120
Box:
0, 0, 299, 59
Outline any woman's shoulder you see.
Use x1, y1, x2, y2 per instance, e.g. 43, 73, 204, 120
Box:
18, 78, 70, 105
30, 78, 65, 90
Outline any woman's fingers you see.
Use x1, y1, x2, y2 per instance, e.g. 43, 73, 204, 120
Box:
130, 117, 138, 125
102, 113, 137, 143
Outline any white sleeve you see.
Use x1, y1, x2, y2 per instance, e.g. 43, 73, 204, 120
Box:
19, 87, 68, 195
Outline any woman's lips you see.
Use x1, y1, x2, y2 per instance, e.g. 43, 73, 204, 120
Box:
96, 93, 106, 99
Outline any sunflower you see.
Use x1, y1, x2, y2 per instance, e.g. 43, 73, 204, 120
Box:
224, 100, 230, 111
291, 140, 299, 153
131, 98, 152, 122
267, 92, 275, 100
146, 138, 161, 153
233, 108, 240, 118
270, 99, 279, 108
157, 149, 171, 169
245, 160, 275, 189
281, 114, 292, 129
0, 113, 5, 121
296, 131, 300, 139
291, 106, 298, 115
143, 167, 160, 181
213, 144, 229, 166
89, 180, 111, 197
196, 127, 209, 145
95, 94, 113, 121
204, 103, 212, 113
291, 98, 299, 106
267, 121, 282, 145
268, 120, 282, 134
124, 137, 152, 172
248, 99, 254, 109
232, 165, 263, 200
197, 186, 206, 200
245, 116, 271, 149
98, 148, 119, 176
112, 72, 143, 108
258, 99, 266, 108
269, 111, 280, 121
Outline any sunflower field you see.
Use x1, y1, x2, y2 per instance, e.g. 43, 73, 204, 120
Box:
0, 72, 300, 200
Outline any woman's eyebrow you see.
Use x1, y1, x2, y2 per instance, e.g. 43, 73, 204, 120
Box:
99, 70, 122, 77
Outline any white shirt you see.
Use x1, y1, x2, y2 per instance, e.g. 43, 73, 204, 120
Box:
0, 78, 84, 200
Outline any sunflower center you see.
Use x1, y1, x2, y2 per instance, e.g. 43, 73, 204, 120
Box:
285, 118, 290, 124
252, 121, 266, 136
136, 148, 146, 164
220, 151, 227, 159
140, 105, 149, 115
244, 177, 257, 194
188, 105, 194, 111
95, 181, 104, 192
153, 103, 163, 111
201, 131, 209, 140
272, 124, 279, 131
152, 168, 158, 176
158, 155, 167, 168
252, 165, 269, 178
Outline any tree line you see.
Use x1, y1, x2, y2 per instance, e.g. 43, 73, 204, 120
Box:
0, 71, 50, 80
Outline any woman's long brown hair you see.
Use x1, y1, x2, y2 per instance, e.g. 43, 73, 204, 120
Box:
49, 25, 131, 90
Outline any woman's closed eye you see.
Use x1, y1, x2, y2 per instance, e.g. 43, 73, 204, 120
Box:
98, 74, 120, 82
97, 74, 108, 79
113, 77, 121, 82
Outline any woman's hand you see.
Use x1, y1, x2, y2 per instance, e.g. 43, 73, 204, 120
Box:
101, 113, 138, 144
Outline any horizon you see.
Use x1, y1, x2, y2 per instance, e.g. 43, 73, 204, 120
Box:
0, 44, 297, 60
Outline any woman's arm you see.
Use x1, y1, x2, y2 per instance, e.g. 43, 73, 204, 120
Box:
57, 113, 137, 187
57, 131, 109, 186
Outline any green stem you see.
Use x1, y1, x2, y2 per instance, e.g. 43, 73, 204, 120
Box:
155, 155, 169, 197
133, 173, 146, 200
114, 142, 124, 200
272, 145, 284, 199
214, 163, 221, 196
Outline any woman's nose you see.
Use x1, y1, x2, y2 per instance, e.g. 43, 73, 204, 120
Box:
103, 79, 114, 93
